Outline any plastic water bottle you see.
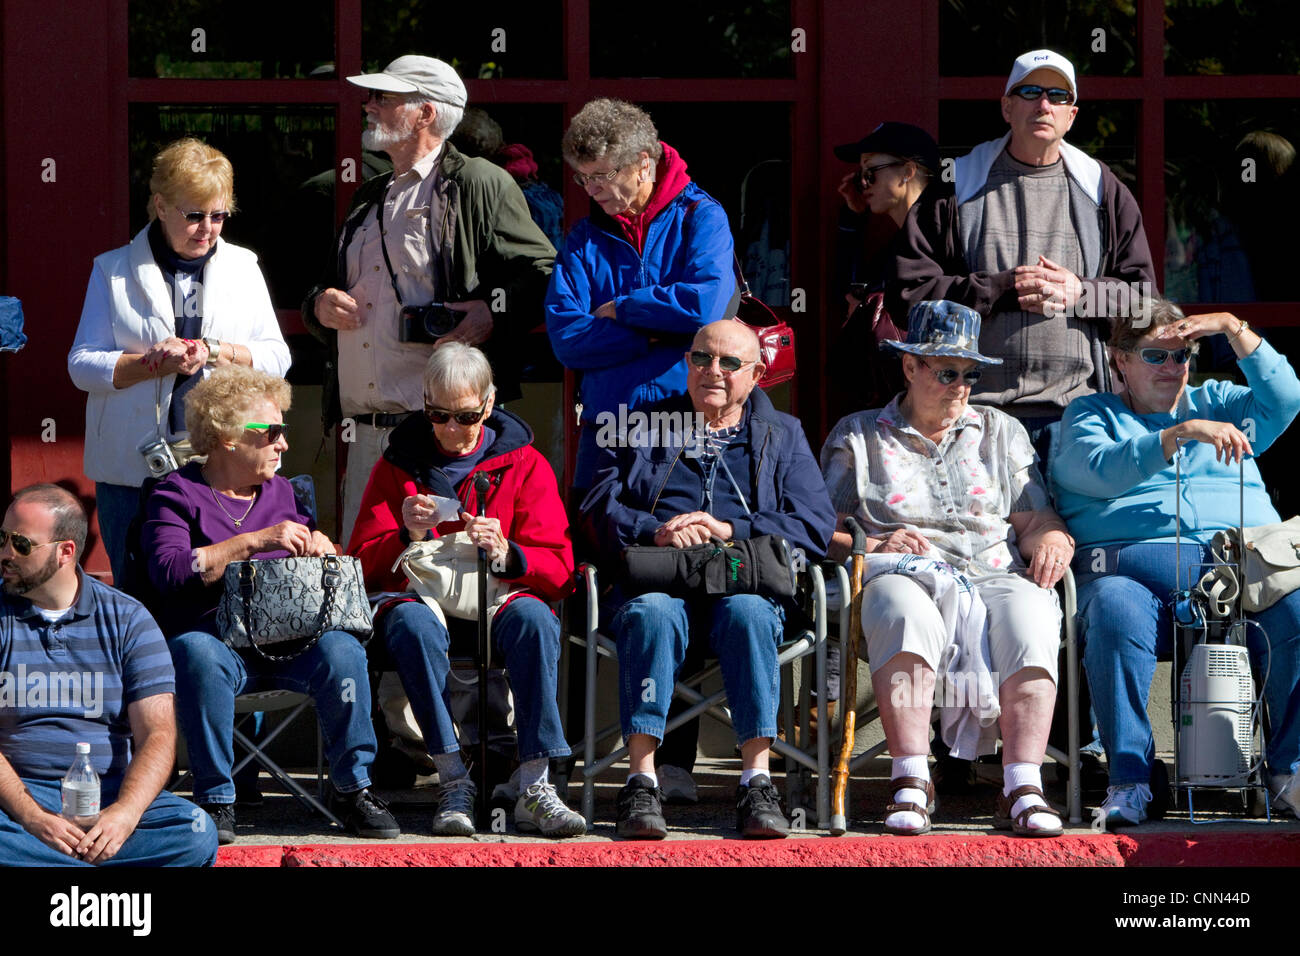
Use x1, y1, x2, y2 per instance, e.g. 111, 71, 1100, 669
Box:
61, 742, 100, 827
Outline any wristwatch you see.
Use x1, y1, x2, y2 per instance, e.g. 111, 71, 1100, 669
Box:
203, 337, 221, 365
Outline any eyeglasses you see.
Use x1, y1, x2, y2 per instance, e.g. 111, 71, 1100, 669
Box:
424, 400, 489, 426
572, 166, 626, 188
243, 422, 289, 443
1133, 347, 1193, 366
687, 350, 759, 374
1008, 84, 1075, 106
860, 161, 906, 186
181, 210, 231, 224
365, 90, 405, 106
0, 529, 69, 557
919, 358, 982, 386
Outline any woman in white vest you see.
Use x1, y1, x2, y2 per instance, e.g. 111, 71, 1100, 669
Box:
68, 138, 290, 586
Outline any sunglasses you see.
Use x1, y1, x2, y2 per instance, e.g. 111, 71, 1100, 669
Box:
1134, 347, 1193, 366
919, 358, 982, 386
688, 350, 759, 374
860, 161, 906, 186
181, 210, 231, 224
0, 529, 69, 557
424, 400, 489, 426
365, 90, 406, 106
572, 166, 626, 189
243, 422, 289, 442
1008, 84, 1075, 106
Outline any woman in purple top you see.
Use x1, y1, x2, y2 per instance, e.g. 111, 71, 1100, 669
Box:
142, 365, 397, 845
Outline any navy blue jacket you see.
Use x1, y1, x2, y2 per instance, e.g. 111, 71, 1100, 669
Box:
581, 387, 835, 565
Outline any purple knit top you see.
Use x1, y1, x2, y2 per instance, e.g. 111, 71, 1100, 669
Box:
142, 461, 315, 636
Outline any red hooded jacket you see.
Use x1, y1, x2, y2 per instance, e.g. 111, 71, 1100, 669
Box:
348, 407, 574, 603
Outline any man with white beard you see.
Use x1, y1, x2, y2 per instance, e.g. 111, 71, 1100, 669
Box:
304, 55, 555, 543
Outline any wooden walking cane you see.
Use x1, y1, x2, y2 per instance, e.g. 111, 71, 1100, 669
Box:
830, 516, 869, 835
473, 472, 492, 823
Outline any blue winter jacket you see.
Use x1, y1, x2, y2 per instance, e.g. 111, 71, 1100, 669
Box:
544, 181, 736, 423
581, 387, 836, 565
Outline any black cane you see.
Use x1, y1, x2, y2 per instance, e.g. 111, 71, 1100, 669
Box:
473, 471, 492, 822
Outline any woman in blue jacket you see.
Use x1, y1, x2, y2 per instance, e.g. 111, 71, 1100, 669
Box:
1053, 298, 1300, 827
545, 98, 736, 494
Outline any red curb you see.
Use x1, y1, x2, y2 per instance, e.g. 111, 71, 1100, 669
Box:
215, 845, 285, 867
1117, 832, 1300, 867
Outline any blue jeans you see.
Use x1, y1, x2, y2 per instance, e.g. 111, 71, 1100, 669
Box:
379, 597, 571, 763
0, 777, 218, 867
95, 481, 141, 587
1076, 542, 1300, 785
168, 629, 377, 804
612, 592, 785, 745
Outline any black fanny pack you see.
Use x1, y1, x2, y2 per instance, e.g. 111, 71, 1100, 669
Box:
622, 535, 797, 600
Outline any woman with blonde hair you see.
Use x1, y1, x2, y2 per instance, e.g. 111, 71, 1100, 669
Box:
69, 137, 290, 585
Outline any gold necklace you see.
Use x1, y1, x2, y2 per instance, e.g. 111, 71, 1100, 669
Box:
208, 483, 258, 528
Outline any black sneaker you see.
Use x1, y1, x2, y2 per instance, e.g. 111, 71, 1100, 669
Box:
200, 803, 237, 846
736, 774, 789, 839
616, 774, 667, 840
336, 787, 401, 839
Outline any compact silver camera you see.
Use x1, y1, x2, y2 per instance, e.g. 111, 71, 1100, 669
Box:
140, 437, 180, 478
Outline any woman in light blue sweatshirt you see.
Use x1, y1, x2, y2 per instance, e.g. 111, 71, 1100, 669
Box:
1053, 298, 1300, 827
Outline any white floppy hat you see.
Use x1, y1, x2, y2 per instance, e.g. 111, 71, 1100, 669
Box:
347, 55, 467, 108
1005, 49, 1078, 102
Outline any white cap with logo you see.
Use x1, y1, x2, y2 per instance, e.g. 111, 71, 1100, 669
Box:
1005, 49, 1078, 102
347, 55, 467, 108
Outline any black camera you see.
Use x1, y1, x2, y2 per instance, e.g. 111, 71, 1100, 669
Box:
399, 303, 461, 343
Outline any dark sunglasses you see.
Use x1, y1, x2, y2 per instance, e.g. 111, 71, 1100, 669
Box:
182, 210, 231, 224
0, 529, 69, 557
365, 90, 405, 106
243, 422, 289, 442
919, 358, 982, 386
1008, 84, 1074, 106
860, 161, 906, 186
688, 350, 758, 374
424, 400, 489, 426
1135, 347, 1193, 366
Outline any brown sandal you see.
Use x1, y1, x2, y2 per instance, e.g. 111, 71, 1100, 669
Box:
994, 785, 1064, 838
884, 776, 936, 836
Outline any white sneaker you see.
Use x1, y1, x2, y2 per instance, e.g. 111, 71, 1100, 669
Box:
1100, 783, 1151, 828
491, 767, 522, 804
1269, 773, 1299, 818
432, 777, 477, 836
658, 764, 699, 804
514, 782, 586, 837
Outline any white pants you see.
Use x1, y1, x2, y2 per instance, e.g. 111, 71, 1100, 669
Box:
340, 421, 397, 548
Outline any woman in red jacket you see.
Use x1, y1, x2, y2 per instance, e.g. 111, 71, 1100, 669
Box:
348, 343, 583, 838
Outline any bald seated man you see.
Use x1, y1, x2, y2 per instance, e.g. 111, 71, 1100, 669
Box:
581, 320, 836, 839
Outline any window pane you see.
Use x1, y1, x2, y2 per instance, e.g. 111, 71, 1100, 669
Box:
939, 1, 1137, 77
362, 1, 563, 79
938, 99, 1140, 185
129, 1, 333, 78
1165, 101, 1300, 304
591, 1, 792, 78
1166, 1, 1300, 75
128, 104, 337, 309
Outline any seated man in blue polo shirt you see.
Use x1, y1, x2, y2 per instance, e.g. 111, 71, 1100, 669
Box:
0, 484, 217, 866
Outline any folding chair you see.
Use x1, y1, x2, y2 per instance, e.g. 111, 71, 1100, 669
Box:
827, 562, 1082, 826
570, 561, 838, 828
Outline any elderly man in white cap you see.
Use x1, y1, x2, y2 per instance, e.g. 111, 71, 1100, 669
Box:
303, 54, 555, 544
890, 49, 1156, 455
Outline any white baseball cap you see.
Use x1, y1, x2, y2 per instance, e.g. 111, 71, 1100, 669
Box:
347, 55, 467, 108
1005, 49, 1078, 102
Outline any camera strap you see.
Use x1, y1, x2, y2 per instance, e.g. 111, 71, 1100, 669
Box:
375, 178, 439, 309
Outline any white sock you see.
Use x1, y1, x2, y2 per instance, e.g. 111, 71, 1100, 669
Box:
886, 755, 930, 832
433, 752, 468, 783
629, 770, 659, 788
519, 757, 549, 790
1003, 762, 1055, 831
739, 768, 769, 787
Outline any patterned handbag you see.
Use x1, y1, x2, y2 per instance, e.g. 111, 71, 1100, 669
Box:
217, 555, 374, 662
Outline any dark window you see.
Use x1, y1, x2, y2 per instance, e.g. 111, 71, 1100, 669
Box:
591, 1, 792, 78
939, 1, 1137, 77
1166, 0, 1300, 76
129, 0, 333, 78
